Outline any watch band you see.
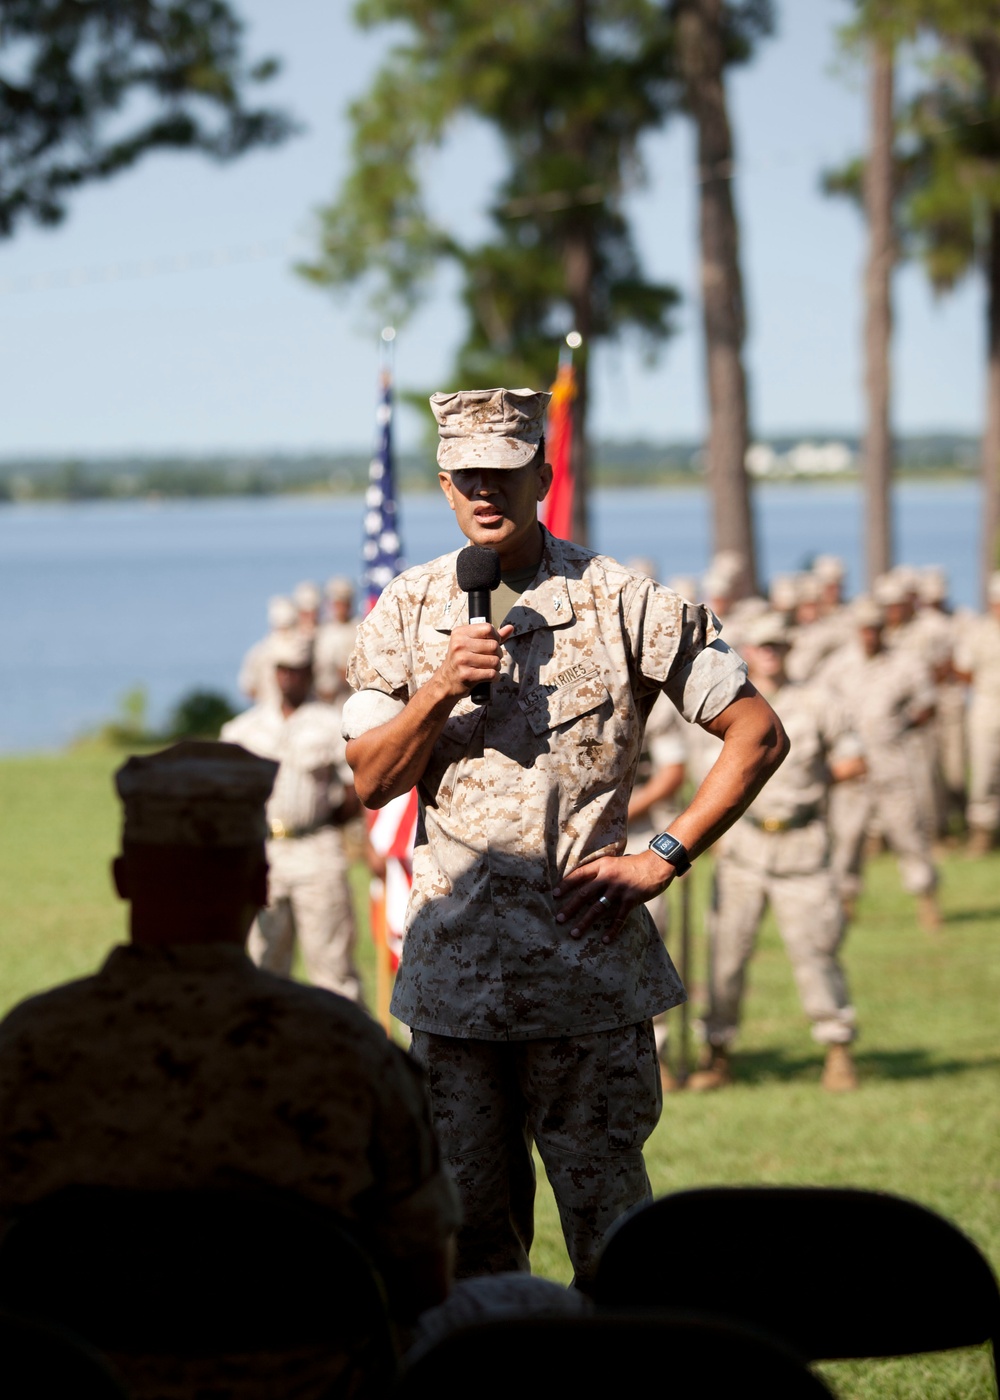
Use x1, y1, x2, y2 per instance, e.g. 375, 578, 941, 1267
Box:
648, 831, 692, 876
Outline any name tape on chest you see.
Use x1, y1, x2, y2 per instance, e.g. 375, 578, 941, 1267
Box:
539, 662, 597, 696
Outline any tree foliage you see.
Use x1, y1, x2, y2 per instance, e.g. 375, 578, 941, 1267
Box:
825, 1, 1000, 289
300, 0, 687, 391
0, 0, 294, 238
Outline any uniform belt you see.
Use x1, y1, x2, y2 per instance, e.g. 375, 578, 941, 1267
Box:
746, 804, 821, 833
268, 815, 331, 840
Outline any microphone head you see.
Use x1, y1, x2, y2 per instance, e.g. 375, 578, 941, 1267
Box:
456, 545, 501, 593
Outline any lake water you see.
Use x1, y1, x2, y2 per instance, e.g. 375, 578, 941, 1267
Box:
0, 480, 982, 752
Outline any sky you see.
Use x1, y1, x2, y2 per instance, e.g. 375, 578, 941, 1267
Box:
0, 0, 985, 456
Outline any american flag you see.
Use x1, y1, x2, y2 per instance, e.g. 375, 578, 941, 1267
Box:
360, 360, 414, 1020
361, 369, 405, 614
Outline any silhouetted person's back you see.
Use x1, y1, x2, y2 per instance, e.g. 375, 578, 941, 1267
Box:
0, 741, 458, 1397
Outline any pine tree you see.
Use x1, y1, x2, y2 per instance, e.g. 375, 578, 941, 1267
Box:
299, 0, 682, 545
828, 1, 1000, 599
0, 0, 293, 238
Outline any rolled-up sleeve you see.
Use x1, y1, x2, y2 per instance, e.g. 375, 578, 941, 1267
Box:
626, 580, 748, 724
343, 586, 415, 740
342, 690, 407, 741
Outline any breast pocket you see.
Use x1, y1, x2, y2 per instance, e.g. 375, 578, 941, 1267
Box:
519, 674, 613, 737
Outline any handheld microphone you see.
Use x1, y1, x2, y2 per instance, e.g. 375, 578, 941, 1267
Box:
456, 545, 502, 705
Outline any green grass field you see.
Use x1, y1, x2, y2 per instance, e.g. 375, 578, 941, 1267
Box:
2, 745, 998, 1398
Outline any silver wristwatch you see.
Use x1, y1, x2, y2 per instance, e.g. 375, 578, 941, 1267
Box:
648, 831, 692, 876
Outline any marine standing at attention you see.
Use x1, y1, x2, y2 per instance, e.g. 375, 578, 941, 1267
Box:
223, 632, 364, 1002
342, 387, 788, 1288
687, 613, 866, 1094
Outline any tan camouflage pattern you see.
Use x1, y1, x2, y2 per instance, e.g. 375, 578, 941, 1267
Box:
742, 682, 860, 824
956, 614, 1000, 830
410, 1023, 660, 1285
826, 642, 935, 786
624, 694, 687, 938
346, 528, 746, 1039
237, 631, 285, 707
825, 642, 937, 895
700, 682, 857, 1046
313, 618, 358, 706
250, 827, 362, 1002
0, 945, 461, 1271
430, 387, 549, 472
222, 702, 362, 1000
785, 606, 854, 684
222, 701, 352, 834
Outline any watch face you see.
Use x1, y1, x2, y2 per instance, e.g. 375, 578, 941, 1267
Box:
650, 833, 690, 872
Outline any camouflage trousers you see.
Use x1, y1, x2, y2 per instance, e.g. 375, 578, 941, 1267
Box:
409, 1025, 661, 1287
829, 776, 937, 898
933, 682, 967, 832
249, 828, 363, 1003
703, 844, 856, 1048
967, 704, 1000, 832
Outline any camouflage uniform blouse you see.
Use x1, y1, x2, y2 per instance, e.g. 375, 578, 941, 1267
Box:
0, 944, 460, 1277
345, 529, 746, 1041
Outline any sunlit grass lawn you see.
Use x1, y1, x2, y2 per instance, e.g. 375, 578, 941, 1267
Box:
2, 746, 998, 1398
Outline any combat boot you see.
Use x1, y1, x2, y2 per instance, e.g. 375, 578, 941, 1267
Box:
686, 1047, 732, 1092
821, 1043, 858, 1093
918, 892, 942, 934
967, 826, 993, 857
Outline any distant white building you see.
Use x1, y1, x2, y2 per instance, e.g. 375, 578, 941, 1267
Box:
745, 440, 856, 478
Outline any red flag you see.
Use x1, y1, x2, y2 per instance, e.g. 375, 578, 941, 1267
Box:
367, 790, 418, 973
541, 362, 576, 540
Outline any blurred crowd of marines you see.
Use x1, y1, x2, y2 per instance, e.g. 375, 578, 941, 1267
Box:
231, 551, 1000, 1094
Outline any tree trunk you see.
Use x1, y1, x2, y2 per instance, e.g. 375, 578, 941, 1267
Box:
565, 0, 592, 549
982, 210, 1000, 602
862, 41, 895, 589
677, 0, 757, 599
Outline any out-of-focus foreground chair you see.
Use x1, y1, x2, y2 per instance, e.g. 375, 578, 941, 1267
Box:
594, 1186, 1000, 1387
0, 1309, 129, 1399
395, 1312, 835, 1400
0, 1184, 396, 1399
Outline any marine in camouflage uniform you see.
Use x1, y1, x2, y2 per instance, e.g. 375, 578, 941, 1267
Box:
826, 598, 940, 929
237, 595, 297, 708
0, 741, 459, 1397
343, 387, 787, 1285
314, 576, 360, 713
955, 571, 1000, 852
223, 633, 363, 1002
687, 614, 865, 1093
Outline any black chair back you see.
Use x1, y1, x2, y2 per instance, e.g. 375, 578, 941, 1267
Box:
595, 1186, 1000, 1374
0, 1309, 129, 1399
396, 1312, 834, 1400
0, 1185, 396, 1395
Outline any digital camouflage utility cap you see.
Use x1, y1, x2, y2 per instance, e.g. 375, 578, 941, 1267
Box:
116, 741, 277, 847
430, 387, 550, 472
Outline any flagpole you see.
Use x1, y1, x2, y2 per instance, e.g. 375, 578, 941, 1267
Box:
366, 324, 402, 1038
380, 323, 395, 383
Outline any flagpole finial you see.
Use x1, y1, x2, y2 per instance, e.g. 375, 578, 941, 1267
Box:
565, 330, 582, 349
381, 326, 396, 342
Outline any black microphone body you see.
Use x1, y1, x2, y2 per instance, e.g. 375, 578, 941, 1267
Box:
456, 545, 502, 705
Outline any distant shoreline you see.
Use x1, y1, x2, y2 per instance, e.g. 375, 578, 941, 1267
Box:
0, 466, 979, 506
0, 433, 979, 503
